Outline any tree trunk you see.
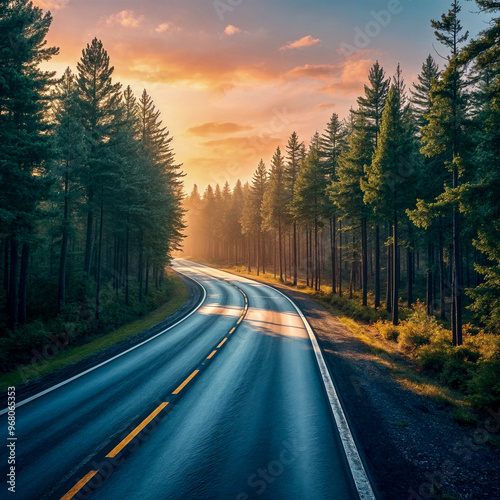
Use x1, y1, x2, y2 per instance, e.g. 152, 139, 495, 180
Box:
392, 212, 399, 326
386, 225, 392, 313
95, 198, 104, 320
375, 224, 381, 308
426, 240, 433, 316
349, 234, 355, 300
84, 207, 93, 275
330, 217, 336, 294
361, 218, 368, 307
8, 237, 19, 328
18, 242, 29, 325
339, 220, 343, 297
439, 227, 446, 321
125, 223, 130, 306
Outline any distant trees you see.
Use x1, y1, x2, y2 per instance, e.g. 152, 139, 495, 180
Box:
183, 0, 500, 342
0, 6, 185, 335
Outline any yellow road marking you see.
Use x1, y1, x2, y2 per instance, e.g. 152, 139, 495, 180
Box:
207, 350, 217, 359
106, 402, 168, 458
229, 327, 235, 335
173, 370, 199, 395
60, 470, 98, 500
217, 338, 227, 348
237, 316, 243, 325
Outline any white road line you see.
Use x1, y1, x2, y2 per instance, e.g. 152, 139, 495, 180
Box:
260, 283, 376, 500
0, 269, 207, 415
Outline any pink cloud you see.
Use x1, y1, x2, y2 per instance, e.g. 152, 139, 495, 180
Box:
33, 0, 70, 9
286, 64, 340, 80
224, 25, 242, 36
105, 10, 144, 28
156, 22, 181, 33
314, 103, 336, 110
280, 35, 320, 51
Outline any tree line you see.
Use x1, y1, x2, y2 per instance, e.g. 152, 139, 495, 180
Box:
0, 1, 185, 335
184, 0, 500, 343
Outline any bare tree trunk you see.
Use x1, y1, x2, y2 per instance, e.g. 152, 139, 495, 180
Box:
386, 225, 392, 313
339, 220, 343, 297
8, 237, 19, 329
361, 218, 368, 306
392, 212, 399, 326
18, 242, 29, 325
375, 224, 380, 308
95, 197, 104, 320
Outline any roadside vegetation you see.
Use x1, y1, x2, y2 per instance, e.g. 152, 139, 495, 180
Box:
0, 273, 189, 391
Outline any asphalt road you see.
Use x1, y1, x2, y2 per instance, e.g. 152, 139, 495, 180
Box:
1, 260, 372, 500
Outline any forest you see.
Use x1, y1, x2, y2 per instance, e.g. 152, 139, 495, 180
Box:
0, 2, 185, 369
183, 1, 500, 407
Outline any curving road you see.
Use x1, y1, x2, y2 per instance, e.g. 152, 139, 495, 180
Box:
1, 260, 373, 500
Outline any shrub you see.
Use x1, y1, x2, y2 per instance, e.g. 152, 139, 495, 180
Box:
375, 320, 400, 342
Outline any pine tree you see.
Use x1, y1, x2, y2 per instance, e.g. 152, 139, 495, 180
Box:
52, 68, 87, 314
285, 132, 304, 285
77, 38, 122, 278
356, 61, 390, 308
0, 0, 58, 327
293, 134, 326, 291
331, 112, 372, 306
363, 86, 419, 325
421, 0, 469, 345
241, 161, 268, 275
411, 55, 441, 128
321, 113, 347, 294
262, 147, 288, 281
457, 0, 500, 333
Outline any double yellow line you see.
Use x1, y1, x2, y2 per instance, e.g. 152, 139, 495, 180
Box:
60, 287, 248, 500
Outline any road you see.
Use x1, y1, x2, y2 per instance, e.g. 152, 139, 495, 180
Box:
1, 260, 373, 500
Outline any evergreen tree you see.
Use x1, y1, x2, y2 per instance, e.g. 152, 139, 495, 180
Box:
285, 132, 304, 285
293, 134, 326, 291
321, 113, 347, 294
52, 68, 87, 314
331, 112, 372, 306
0, 0, 58, 326
420, 0, 469, 345
241, 161, 268, 275
411, 55, 441, 128
262, 147, 288, 281
76, 38, 122, 278
363, 86, 419, 324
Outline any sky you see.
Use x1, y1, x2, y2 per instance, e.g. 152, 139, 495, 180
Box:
34, 0, 490, 193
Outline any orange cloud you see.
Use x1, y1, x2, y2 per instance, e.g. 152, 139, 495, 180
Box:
224, 25, 241, 36
115, 44, 280, 93
156, 22, 181, 33
285, 64, 340, 80
187, 122, 253, 136
33, 0, 69, 9
106, 10, 144, 28
280, 35, 320, 51
314, 103, 336, 110
202, 135, 283, 157
318, 57, 372, 96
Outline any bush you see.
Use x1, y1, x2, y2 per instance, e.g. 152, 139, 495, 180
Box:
375, 320, 400, 341
398, 301, 446, 355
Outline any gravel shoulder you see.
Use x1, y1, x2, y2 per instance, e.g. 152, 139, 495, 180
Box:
249, 279, 500, 500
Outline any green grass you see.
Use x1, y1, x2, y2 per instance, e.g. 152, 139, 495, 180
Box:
0, 275, 190, 392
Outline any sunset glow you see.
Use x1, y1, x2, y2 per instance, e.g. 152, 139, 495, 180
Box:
35, 0, 488, 190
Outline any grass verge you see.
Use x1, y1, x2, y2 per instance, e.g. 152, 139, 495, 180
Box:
0, 274, 190, 392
